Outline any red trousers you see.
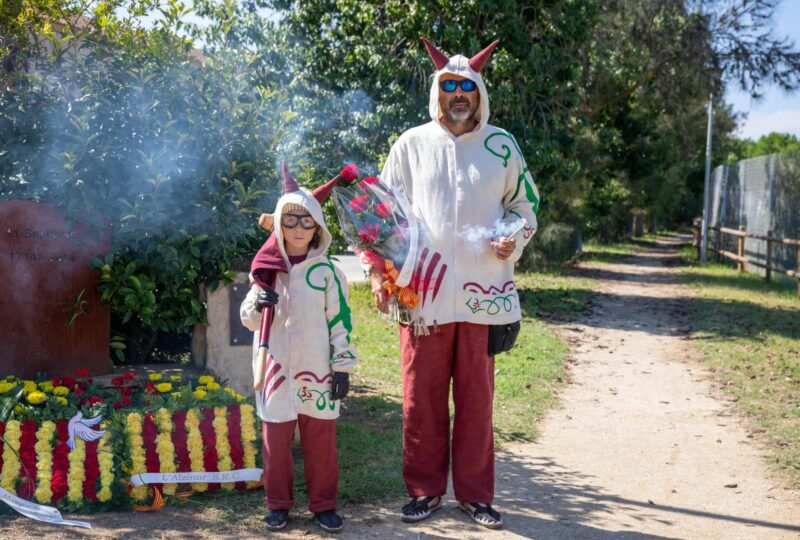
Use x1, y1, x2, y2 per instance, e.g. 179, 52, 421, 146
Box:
400, 321, 495, 503
261, 414, 338, 512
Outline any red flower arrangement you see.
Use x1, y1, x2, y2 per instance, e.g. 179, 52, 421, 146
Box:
51, 420, 70, 501
199, 408, 220, 492
141, 413, 161, 494
18, 419, 38, 499
83, 439, 100, 502
226, 405, 246, 491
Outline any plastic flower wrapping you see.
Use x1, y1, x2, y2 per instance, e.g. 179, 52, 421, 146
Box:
331, 171, 422, 317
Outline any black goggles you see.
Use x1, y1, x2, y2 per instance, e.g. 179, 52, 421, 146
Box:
439, 79, 477, 93
281, 213, 317, 230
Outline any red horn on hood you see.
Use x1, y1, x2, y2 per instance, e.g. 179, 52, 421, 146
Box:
420, 36, 449, 71
281, 161, 300, 193
468, 39, 500, 73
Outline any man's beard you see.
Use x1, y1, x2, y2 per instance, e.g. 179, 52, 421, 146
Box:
445, 99, 476, 123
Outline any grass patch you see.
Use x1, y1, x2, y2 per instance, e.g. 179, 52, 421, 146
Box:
580, 239, 639, 263
678, 257, 800, 484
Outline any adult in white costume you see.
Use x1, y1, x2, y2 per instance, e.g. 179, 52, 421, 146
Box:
371, 37, 540, 529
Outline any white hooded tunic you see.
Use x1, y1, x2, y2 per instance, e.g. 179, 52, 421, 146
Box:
380, 54, 540, 327
240, 188, 356, 423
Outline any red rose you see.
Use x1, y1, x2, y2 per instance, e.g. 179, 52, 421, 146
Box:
376, 202, 392, 218
75, 369, 90, 377
348, 194, 369, 213
358, 223, 381, 244
113, 400, 123, 409
339, 163, 359, 182
360, 176, 379, 188
88, 396, 104, 405
53, 376, 77, 389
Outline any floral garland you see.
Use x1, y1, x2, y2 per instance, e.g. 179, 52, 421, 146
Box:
212, 407, 234, 491
18, 419, 37, 499
51, 420, 69, 502
66, 437, 85, 503
96, 432, 114, 502
141, 413, 161, 494
226, 404, 245, 491
0, 422, 5, 481
33, 421, 55, 503
184, 409, 206, 492
199, 408, 220, 492
82, 438, 100, 502
156, 408, 177, 495
127, 412, 148, 501
0, 420, 21, 494
170, 410, 191, 493
239, 404, 259, 488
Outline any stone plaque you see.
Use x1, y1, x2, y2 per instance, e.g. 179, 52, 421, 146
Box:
0, 200, 111, 378
228, 282, 251, 347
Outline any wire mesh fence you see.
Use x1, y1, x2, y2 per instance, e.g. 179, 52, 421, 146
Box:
708, 152, 800, 276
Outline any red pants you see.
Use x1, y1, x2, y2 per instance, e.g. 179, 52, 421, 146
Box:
400, 321, 495, 503
261, 414, 338, 512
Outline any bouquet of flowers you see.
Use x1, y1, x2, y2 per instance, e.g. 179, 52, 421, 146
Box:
332, 173, 420, 310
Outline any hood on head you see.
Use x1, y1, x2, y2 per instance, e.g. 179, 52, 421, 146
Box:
423, 38, 498, 134
272, 188, 332, 265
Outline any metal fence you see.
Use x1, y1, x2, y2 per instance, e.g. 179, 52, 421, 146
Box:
708, 152, 800, 277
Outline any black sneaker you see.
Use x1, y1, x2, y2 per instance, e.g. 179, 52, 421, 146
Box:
458, 501, 503, 529
264, 509, 289, 531
315, 509, 343, 533
401, 496, 442, 523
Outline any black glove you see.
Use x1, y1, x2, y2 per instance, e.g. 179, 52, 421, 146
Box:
255, 287, 279, 312
330, 372, 350, 401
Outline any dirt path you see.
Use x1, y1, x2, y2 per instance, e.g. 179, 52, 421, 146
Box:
4, 237, 799, 539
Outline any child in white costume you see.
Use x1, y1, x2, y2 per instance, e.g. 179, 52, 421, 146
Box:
240, 164, 356, 533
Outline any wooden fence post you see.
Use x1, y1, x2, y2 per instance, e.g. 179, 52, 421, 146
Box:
694, 219, 701, 261
715, 225, 722, 262
765, 230, 773, 282
737, 225, 745, 273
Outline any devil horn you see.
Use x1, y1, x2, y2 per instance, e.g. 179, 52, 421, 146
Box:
468, 39, 500, 73
420, 36, 449, 70
281, 161, 299, 193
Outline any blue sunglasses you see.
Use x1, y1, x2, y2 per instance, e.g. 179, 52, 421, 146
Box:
439, 79, 477, 93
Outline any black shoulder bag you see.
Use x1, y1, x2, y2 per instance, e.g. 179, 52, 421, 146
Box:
487, 321, 521, 356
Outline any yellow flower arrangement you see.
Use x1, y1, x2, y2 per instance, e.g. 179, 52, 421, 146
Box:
22, 380, 37, 395
34, 421, 56, 503
26, 391, 47, 405
193, 388, 207, 399
224, 387, 236, 398
38, 380, 54, 392
206, 381, 221, 391
171, 391, 182, 399
156, 408, 177, 495
126, 412, 148, 501
147, 373, 162, 382
212, 407, 234, 490
198, 375, 215, 386
170, 375, 182, 382
13, 404, 24, 415
67, 438, 86, 503
155, 382, 173, 393
56, 397, 68, 406
239, 404, 259, 487
97, 432, 114, 502
0, 421, 21, 494
53, 386, 70, 397
0, 381, 16, 394
185, 409, 207, 492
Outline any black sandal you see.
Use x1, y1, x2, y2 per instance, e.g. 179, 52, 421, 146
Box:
264, 508, 289, 531
459, 502, 503, 529
401, 496, 443, 523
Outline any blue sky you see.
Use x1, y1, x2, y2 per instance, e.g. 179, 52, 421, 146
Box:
725, 0, 800, 140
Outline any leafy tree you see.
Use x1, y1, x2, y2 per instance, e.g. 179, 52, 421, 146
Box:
1, 0, 285, 363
